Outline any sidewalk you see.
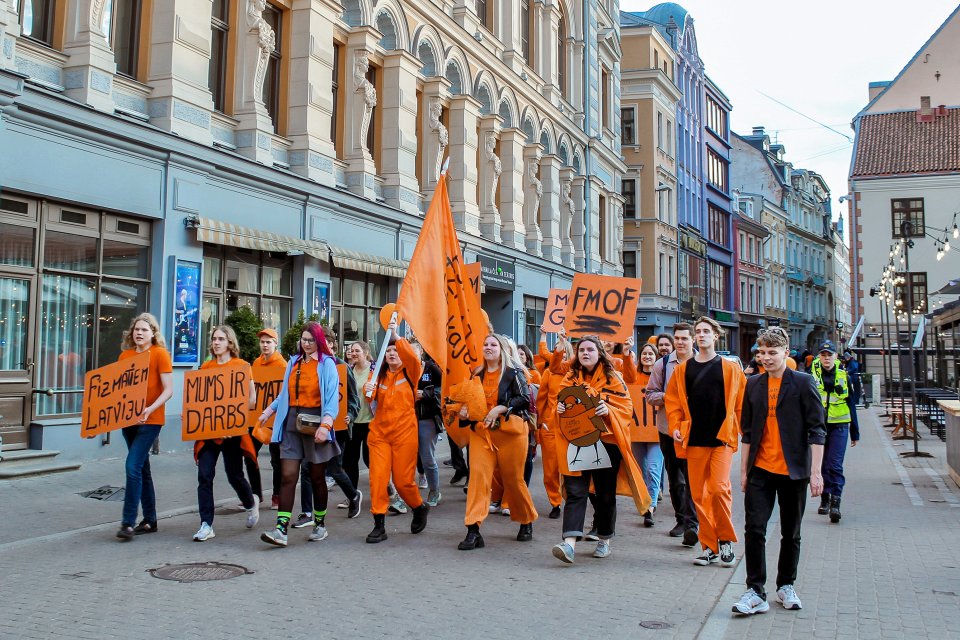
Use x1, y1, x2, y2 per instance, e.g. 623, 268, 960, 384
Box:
699, 406, 960, 639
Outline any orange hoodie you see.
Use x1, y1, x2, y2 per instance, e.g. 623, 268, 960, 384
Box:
664, 356, 746, 453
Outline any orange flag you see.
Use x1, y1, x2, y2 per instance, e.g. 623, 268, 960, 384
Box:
396, 173, 486, 445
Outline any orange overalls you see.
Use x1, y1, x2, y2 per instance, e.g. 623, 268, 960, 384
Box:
490, 366, 541, 509
368, 339, 424, 515
536, 350, 571, 509
462, 369, 538, 527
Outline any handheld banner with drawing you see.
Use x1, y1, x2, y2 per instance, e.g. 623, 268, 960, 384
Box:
81, 351, 151, 437
563, 274, 642, 341
556, 385, 612, 471
541, 288, 570, 332
181, 364, 252, 441
335, 363, 349, 432
248, 366, 285, 429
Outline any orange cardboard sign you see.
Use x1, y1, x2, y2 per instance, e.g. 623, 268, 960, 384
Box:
627, 384, 659, 443
248, 365, 285, 429
542, 288, 570, 332
335, 363, 349, 432
81, 351, 151, 437
181, 363, 252, 441
563, 273, 642, 341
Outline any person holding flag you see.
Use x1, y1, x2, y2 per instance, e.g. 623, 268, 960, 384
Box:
362, 319, 430, 543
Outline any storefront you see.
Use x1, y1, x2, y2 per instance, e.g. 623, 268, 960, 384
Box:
678, 230, 708, 320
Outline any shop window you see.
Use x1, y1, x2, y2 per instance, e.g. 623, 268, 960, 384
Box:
523, 295, 546, 349
202, 246, 293, 349
209, 0, 231, 113
36, 205, 152, 416
330, 271, 388, 354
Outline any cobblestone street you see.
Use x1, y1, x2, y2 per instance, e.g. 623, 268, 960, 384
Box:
2, 407, 958, 639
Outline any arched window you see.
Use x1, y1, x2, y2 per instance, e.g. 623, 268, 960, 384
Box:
557, 6, 567, 99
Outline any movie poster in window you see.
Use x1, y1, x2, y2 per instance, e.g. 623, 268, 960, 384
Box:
171, 259, 202, 366
313, 281, 330, 324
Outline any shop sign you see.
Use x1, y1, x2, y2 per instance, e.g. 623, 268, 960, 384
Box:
478, 255, 516, 290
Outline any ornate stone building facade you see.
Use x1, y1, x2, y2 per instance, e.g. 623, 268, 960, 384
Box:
0, 0, 624, 459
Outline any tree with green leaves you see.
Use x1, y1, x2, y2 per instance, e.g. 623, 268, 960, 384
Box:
225, 305, 263, 362
281, 309, 326, 357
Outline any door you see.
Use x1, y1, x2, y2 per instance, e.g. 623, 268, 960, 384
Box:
0, 276, 34, 450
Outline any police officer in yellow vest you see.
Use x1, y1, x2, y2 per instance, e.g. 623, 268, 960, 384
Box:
810, 341, 858, 523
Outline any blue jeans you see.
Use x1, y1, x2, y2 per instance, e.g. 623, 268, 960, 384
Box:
822, 424, 850, 497
631, 441, 664, 508
121, 424, 162, 526
418, 419, 440, 492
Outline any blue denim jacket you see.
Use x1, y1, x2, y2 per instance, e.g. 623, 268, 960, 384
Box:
269, 353, 340, 444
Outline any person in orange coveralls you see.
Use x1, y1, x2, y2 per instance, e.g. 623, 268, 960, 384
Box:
536, 330, 574, 519
362, 319, 429, 543
454, 334, 538, 550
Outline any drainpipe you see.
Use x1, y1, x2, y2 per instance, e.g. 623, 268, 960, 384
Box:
582, 0, 592, 272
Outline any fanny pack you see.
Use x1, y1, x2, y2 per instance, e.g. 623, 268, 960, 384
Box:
296, 413, 325, 436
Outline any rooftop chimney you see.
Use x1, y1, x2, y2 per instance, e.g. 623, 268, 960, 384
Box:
917, 96, 934, 123
752, 126, 765, 136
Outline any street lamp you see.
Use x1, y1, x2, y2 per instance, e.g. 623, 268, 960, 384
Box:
897, 220, 932, 458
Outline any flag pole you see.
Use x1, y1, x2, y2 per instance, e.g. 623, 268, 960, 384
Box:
366, 312, 398, 398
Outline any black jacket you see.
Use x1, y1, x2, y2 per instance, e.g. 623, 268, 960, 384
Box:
416, 360, 443, 422
334, 356, 360, 423
462, 366, 531, 425
741, 368, 827, 480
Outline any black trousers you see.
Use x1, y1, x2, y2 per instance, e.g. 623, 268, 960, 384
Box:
342, 422, 370, 488
561, 442, 622, 539
244, 436, 264, 500
197, 438, 254, 525
744, 467, 808, 595
302, 429, 356, 512
659, 432, 698, 529
449, 438, 468, 475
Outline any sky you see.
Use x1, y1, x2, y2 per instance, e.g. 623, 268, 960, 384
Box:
619, 0, 958, 237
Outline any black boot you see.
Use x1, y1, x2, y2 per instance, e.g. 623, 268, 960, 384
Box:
411, 503, 429, 534
829, 496, 842, 523
818, 493, 831, 515
516, 523, 533, 542
458, 524, 484, 550
366, 514, 388, 543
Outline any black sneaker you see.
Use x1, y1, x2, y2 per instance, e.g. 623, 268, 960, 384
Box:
643, 511, 655, 528
548, 505, 562, 519
668, 523, 685, 538
719, 541, 735, 567
681, 528, 699, 547
347, 490, 363, 519
694, 548, 719, 566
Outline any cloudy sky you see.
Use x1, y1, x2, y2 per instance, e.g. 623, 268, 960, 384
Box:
619, 0, 958, 236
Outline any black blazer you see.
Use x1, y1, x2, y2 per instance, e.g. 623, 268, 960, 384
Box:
462, 366, 530, 424
741, 368, 827, 480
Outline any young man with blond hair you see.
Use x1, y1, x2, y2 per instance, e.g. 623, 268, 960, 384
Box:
732, 327, 825, 615
665, 316, 746, 567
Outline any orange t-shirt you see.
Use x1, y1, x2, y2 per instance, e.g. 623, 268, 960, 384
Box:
754, 375, 789, 475
289, 356, 322, 409
482, 371, 500, 412
119, 346, 173, 425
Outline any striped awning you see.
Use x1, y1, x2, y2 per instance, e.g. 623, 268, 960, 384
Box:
192, 216, 329, 260
329, 245, 408, 279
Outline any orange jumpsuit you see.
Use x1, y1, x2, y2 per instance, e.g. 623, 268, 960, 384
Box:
491, 365, 541, 508
536, 350, 570, 509
368, 339, 424, 515
457, 368, 538, 527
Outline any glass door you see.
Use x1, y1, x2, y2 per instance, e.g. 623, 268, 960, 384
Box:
0, 276, 34, 450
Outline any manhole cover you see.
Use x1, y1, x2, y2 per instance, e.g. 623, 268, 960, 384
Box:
148, 562, 252, 583
639, 620, 673, 630
78, 485, 125, 501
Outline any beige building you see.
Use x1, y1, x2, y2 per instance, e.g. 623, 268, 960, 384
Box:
618, 13, 681, 337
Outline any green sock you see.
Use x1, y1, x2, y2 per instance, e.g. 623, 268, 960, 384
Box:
277, 511, 291, 532
314, 510, 327, 527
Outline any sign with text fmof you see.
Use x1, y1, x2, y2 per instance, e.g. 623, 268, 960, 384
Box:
81, 351, 151, 437
181, 364, 252, 441
541, 288, 570, 332
563, 274, 642, 341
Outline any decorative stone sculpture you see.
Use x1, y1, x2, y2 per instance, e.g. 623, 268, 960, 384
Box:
561, 179, 574, 244
527, 159, 543, 217
485, 133, 501, 209
247, 0, 275, 106
428, 98, 448, 176
354, 51, 377, 157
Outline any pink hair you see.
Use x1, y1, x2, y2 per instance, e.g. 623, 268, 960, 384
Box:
297, 321, 334, 359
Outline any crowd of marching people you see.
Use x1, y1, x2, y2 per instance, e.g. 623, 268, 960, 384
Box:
108, 310, 862, 617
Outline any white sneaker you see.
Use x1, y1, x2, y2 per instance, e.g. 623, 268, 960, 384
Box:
593, 540, 611, 558
308, 525, 329, 542
426, 490, 441, 507
388, 494, 408, 514
694, 548, 719, 566
488, 501, 502, 514
260, 527, 287, 547
417, 474, 428, 489
326, 477, 336, 489
776, 585, 803, 610
193, 522, 215, 542
245, 495, 260, 528
732, 589, 769, 615
502, 507, 511, 517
